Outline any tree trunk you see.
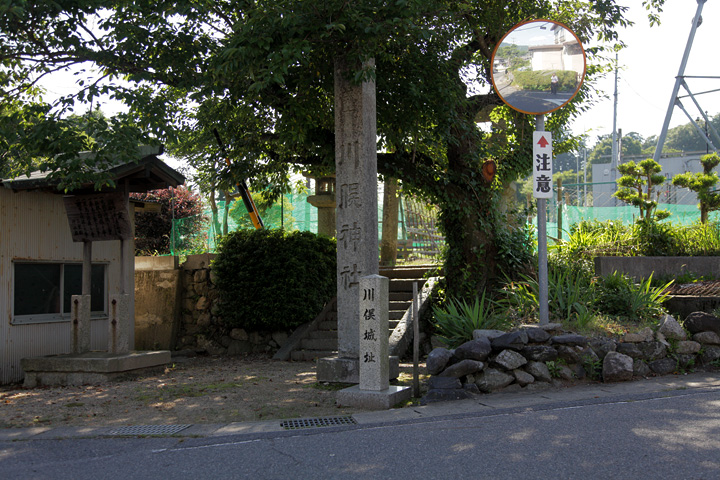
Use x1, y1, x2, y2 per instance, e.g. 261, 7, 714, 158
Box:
222, 190, 230, 235
380, 178, 399, 266
208, 188, 222, 242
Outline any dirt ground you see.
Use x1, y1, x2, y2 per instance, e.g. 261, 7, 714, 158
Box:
0, 354, 425, 429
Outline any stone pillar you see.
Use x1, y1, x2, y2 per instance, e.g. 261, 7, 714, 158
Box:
359, 275, 389, 391
71, 295, 91, 354
317, 56, 380, 383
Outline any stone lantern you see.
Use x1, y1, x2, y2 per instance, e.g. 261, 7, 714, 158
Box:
305, 174, 336, 237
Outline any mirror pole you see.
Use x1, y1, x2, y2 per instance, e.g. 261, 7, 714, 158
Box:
536, 115, 549, 326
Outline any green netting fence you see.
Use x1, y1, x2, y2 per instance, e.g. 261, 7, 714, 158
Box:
165, 180, 712, 257
167, 191, 446, 263
535, 181, 714, 241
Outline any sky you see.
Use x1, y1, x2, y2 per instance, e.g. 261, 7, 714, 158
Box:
572, 0, 720, 146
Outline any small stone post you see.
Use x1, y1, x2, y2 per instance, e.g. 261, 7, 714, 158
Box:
336, 275, 411, 409
359, 275, 389, 391
71, 295, 91, 354
108, 294, 132, 353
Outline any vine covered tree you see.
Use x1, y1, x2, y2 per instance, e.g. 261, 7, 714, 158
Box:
0, 0, 667, 298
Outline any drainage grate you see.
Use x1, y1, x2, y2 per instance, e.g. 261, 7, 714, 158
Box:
280, 416, 357, 430
107, 424, 192, 436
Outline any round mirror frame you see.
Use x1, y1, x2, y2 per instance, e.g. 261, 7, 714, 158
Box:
490, 19, 587, 115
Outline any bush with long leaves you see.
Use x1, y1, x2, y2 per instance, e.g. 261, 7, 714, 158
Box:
431, 293, 511, 349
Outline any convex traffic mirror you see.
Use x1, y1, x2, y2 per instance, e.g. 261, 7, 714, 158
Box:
491, 19, 586, 115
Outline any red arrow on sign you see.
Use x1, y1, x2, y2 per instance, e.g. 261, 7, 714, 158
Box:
537, 136, 549, 148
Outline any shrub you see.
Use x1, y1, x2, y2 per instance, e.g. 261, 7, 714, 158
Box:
212, 229, 336, 331
432, 292, 511, 348
505, 265, 595, 327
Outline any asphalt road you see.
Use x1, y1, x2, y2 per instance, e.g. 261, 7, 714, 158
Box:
494, 70, 573, 113
3, 386, 720, 480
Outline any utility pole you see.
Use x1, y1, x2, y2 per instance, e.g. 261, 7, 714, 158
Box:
612, 53, 619, 205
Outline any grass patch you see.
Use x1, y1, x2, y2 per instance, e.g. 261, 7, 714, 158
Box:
303, 382, 347, 392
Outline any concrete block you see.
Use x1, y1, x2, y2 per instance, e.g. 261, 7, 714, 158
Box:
595, 256, 720, 281
181, 253, 217, 271
21, 351, 170, 386
134, 256, 179, 271
336, 385, 412, 410
317, 355, 400, 384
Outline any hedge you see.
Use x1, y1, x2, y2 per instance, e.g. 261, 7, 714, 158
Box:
212, 229, 336, 331
513, 70, 577, 92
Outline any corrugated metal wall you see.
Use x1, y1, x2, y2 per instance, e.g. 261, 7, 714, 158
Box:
1, 188, 126, 384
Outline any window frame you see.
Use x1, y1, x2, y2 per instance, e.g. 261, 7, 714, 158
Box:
12, 260, 109, 325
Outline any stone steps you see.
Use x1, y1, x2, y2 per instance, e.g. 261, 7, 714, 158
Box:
308, 330, 338, 340
280, 265, 438, 362
300, 337, 338, 351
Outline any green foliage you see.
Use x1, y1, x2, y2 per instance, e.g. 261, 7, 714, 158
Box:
431, 292, 511, 349
213, 229, 336, 331
131, 186, 208, 255
672, 153, 720, 223
581, 354, 602, 380
545, 360, 562, 378
513, 70, 577, 92
555, 219, 720, 260
662, 113, 720, 153
594, 272, 671, 322
494, 221, 536, 281
504, 265, 594, 327
585, 132, 644, 182
229, 191, 296, 231
633, 219, 678, 256
614, 159, 669, 222
503, 252, 671, 328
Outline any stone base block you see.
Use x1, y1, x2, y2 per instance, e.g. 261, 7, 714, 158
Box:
336, 385, 412, 410
317, 356, 400, 384
21, 351, 171, 387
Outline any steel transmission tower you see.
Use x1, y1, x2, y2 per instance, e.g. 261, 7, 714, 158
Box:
653, 0, 720, 162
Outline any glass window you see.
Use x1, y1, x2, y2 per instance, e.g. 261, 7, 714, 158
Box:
14, 264, 62, 316
62, 265, 106, 313
13, 262, 107, 323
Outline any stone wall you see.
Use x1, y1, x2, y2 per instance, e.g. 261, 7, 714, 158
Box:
136, 254, 291, 355
423, 312, 720, 404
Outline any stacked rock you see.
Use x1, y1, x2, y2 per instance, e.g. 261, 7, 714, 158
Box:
421, 312, 720, 405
